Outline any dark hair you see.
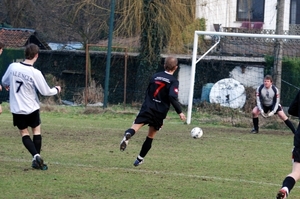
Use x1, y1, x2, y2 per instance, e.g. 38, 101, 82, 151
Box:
164, 56, 178, 71
264, 75, 273, 82
25, 43, 39, 60
0, 41, 5, 49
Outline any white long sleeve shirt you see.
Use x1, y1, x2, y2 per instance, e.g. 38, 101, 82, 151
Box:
255, 84, 279, 112
2, 62, 58, 114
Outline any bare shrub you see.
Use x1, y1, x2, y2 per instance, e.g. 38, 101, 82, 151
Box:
74, 80, 104, 105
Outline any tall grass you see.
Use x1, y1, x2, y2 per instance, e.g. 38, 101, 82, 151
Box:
0, 103, 298, 199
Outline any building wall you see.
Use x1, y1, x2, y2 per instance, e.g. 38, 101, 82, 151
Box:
196, 0, 290, 31
177, 63, 264, 105
178, 64, 191, 105
229, 66, 264, 88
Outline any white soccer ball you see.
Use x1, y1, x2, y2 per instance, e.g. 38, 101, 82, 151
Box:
190, 127, 203, 139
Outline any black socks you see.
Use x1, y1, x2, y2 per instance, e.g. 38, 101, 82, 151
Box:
139, 136, 153, 158
253, 117, 259, 131
282, 176, 296, 194
125, 128, 136, 137
33, 134, 42, 154
22, 135, 38, 157
284, 119, 296, 134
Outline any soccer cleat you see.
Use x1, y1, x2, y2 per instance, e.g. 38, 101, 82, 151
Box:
250, 129, 258, 134
32, 160, 48, 170
40, 164, 48, 170
120, 132, 131, 151
35, 155, 48, 170
133, 158, 144, 167
31, 160, 40, 169
276, 189, 287, 199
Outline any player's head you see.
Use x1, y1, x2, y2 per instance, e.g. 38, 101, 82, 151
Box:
25, 43, 39, 60
264, 75, 273, 88
264, 75, 273, 82
0, 41, 5, 55
164, 56, 178, 72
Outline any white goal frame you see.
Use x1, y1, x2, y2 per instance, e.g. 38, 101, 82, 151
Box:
187, 31, 300, 124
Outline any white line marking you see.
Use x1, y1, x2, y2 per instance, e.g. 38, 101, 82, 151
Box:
1, 156, 296, 188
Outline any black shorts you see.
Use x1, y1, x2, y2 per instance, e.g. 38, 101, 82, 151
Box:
13, 109, 41, 130
262, 104, 283, 114
292, 147, 300, 163
134, 109, 164, 131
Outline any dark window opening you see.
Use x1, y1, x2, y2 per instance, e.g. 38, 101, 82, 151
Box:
290, 0, 300, 24
236, 0, 265, 22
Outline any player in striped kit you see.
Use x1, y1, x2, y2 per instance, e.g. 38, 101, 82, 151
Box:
2, 43, 61, 170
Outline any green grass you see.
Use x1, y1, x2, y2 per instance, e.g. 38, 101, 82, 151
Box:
0, 103, 298, 199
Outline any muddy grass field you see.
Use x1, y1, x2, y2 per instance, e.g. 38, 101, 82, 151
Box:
0, 102, 298, 198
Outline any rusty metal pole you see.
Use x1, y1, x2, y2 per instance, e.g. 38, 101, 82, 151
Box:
124, 48, 128, 108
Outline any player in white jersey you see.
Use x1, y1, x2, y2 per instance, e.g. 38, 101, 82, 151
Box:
250, 75, 295, 134
0, 41, 4, 114
1, 43, 61, 170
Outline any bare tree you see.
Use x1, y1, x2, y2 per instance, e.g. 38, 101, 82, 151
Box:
0, 0, 38, 27
0, 0, 197, 53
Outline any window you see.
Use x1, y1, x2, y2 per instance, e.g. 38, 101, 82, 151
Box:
236, 0, 265, 22
290, 0, 300, 24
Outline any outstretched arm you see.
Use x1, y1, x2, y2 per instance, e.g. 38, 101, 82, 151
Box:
169, 96, 186, 121
179, 112, 186, 121
34, 70, 60, 96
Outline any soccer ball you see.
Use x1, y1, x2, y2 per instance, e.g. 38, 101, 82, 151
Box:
190, 127, 203, 139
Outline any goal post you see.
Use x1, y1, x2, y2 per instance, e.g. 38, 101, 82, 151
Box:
186, 31, 300, 125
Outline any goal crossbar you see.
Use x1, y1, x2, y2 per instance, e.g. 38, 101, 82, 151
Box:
186, 31, 300, 125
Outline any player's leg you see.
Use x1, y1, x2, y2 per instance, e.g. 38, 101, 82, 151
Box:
251, 106, 260, 133
13, 113, 39, 159
19, 128, 39, 157
32, 125, 42, 153
19, 126, 45, 170
277, 148, 300, 198
277, 109, 296, 134
31, 127, 47, 170
120, 110, 149, 151
120, 123, 144, 151
133, 126, 157, 166
29, 110, 42, 153
28, 110, 47, 170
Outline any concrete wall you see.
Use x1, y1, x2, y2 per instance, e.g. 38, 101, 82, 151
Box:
177, 63, 264, 105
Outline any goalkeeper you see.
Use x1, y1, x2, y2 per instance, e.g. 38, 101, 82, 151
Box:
251, 75, 295, 134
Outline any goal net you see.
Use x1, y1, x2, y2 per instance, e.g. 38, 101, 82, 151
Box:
183, 31, 300, 124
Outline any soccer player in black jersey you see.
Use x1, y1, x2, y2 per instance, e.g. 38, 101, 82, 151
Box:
120, 56, 186, 166
276, 90, 300, 199
251, 75, 295, 134
0, 42, 4, 114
